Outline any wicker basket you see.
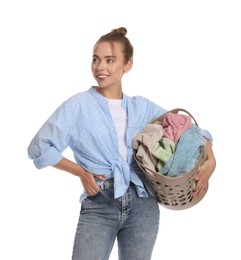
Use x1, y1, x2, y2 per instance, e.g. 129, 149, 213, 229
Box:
134, 108, 208, 210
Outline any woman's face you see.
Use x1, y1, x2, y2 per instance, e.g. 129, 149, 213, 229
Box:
92, 41, 131, 93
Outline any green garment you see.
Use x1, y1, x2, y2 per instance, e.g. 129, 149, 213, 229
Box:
152, 138, 175, 172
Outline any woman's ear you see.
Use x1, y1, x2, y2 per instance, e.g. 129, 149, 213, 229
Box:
123, 59, 133, 73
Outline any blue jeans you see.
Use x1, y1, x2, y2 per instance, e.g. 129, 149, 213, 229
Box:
72, 179, 160, 260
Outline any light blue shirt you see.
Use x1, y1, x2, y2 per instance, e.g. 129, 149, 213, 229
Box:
28, 86, 213, 201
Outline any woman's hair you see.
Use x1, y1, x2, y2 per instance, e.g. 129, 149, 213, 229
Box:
95, 27, 134, 64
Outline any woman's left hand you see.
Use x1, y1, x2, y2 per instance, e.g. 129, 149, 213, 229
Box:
193, 139, 216, 198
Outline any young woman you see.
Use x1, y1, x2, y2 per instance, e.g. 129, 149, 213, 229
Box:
28, 27, 216, 260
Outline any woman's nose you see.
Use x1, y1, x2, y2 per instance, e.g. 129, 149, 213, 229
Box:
96, 60, 105, 71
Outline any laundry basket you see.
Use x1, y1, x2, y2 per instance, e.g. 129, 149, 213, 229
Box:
133, 108, 208, 210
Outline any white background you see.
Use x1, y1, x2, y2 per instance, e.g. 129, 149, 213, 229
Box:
1, 0, 240, 259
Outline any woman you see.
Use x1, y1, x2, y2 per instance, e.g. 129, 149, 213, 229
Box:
28, 27, 216, 260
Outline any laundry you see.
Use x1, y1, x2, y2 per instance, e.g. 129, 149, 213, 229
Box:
151, 137, 175, 172
161, 112, 192, 145
160, 124, 205, 177
132, 113, 205, 177
132, 123, 164, 173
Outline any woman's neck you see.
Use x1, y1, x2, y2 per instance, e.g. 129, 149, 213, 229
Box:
96, 86, 123, 100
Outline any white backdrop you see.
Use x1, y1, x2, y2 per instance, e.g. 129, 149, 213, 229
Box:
1, 0, 240, 259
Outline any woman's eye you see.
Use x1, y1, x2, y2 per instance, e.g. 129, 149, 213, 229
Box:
107, 59, 114, 64
92, 58, 99, 64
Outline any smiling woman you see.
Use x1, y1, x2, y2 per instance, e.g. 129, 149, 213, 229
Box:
27, 27, 216, 260
91, 28, 133, 99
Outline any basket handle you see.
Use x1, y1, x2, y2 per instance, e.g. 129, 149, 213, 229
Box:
150, 108, 199, 126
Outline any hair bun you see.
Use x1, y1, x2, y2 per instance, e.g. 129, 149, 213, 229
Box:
112, 27, 127, 37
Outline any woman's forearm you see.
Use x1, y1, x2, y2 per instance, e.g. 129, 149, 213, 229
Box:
53, 157, 85, 177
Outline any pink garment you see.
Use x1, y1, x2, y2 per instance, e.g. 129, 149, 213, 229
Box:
162, 113, 192, 145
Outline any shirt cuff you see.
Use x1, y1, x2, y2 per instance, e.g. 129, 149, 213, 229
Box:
33, 146, 63, 169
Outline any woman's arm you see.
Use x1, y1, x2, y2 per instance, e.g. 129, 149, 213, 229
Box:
53, 157, 106, 196
193, 139, 216, 198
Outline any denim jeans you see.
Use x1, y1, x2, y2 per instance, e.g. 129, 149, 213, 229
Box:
72, 179, 160, 260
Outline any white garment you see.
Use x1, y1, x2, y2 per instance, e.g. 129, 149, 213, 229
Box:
106, 98, 127, 161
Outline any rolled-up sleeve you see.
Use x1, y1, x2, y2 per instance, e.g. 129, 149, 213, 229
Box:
29, 144, 63, 169
28, 98, 79, 169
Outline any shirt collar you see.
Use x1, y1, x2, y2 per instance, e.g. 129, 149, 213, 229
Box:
89, 86, 128, 109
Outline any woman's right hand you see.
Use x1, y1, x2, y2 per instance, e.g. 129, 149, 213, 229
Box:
53, 157, 106, 196
79, 169, 106, 196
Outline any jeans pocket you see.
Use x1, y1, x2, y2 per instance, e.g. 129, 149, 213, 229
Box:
87, 190, 102, 200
